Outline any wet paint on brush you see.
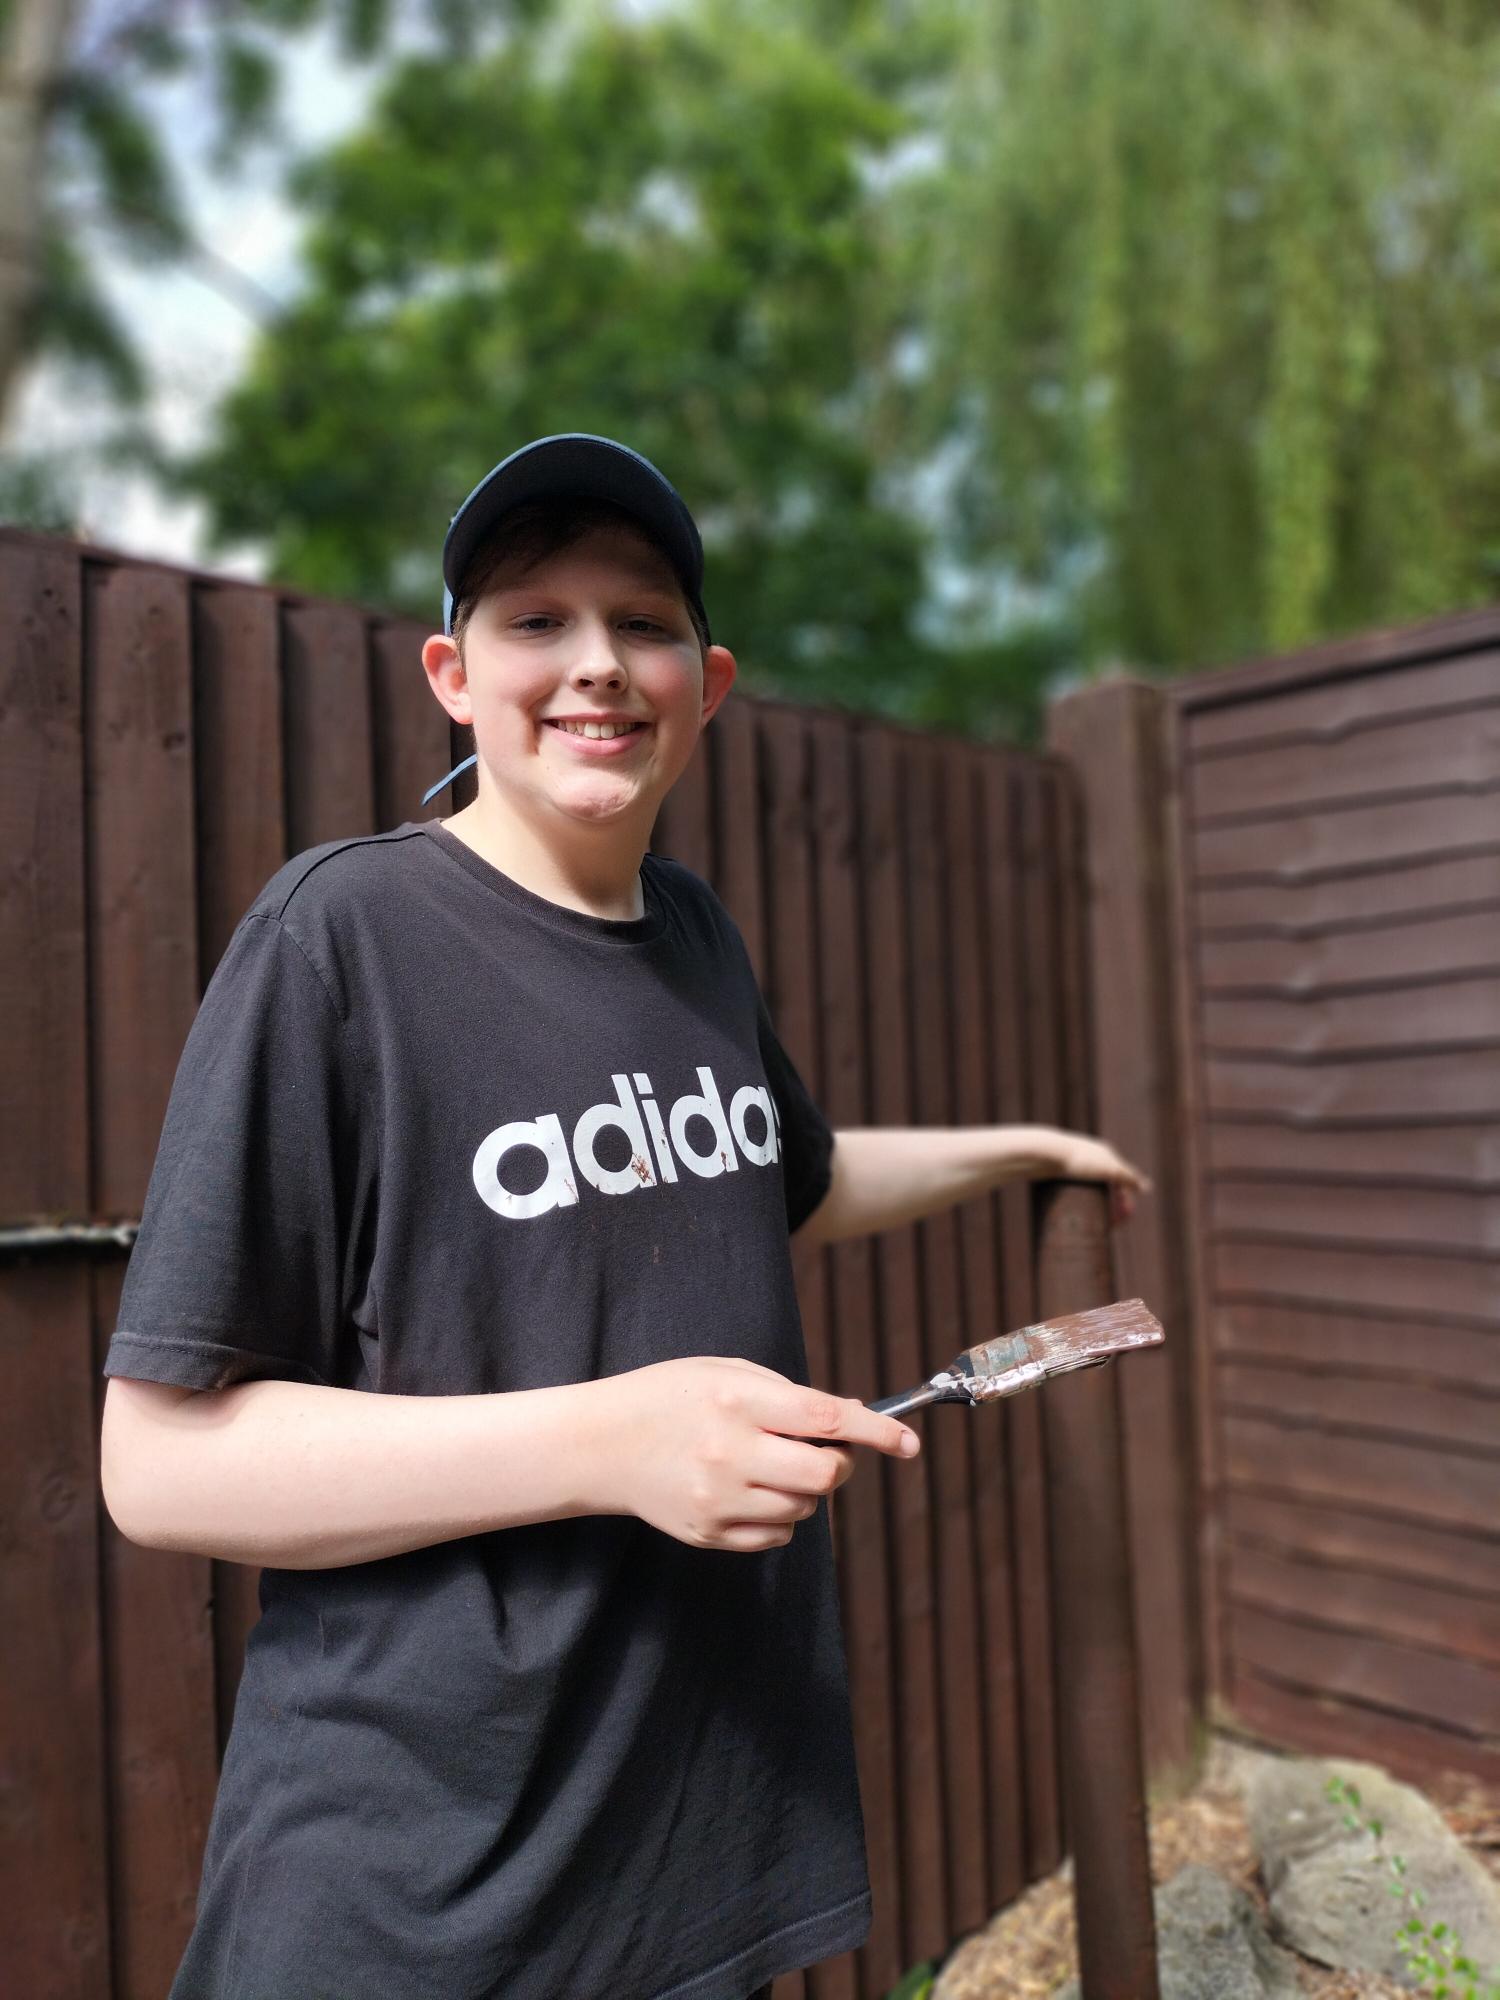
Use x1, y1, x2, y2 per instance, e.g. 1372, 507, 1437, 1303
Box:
961, 1299, 1163, 1402
870, 1300, 1164, 1417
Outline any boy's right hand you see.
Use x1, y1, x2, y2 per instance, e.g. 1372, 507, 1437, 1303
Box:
588, 1356, 922, 1553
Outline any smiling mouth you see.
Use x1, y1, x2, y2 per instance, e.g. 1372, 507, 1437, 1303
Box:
543, 719, 648, 740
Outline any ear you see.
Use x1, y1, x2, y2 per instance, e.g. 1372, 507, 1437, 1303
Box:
421, 632, 471, 726
699, 644, 737, 728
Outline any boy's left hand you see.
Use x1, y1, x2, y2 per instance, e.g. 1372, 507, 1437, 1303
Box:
1043, 1131, 1152, 1226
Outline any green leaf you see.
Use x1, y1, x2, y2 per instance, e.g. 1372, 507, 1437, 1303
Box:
60, 74, 190, 254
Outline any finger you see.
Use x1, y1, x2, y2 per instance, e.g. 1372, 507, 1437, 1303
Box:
753, 1438, 857, 1497
716, 1521, 796, 1552
721, 1485, 821, 1526
766, 1386, 920, 1458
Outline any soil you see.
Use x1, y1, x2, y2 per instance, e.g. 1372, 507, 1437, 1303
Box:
931, 1733, 1500, 2000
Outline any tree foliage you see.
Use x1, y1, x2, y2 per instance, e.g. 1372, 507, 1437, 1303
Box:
179, 1, 1062, 730
926, 0, 1500, 669
0, 0, 542, 429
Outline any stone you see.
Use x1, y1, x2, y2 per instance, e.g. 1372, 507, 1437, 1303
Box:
1051, 1865, 1302, 2000
1247, 1755, 1500, 1985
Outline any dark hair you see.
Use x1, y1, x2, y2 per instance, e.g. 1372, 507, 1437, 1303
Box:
449, 495, 710, 657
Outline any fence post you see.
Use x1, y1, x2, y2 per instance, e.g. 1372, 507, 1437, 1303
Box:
1033, 1177, 1160, 2000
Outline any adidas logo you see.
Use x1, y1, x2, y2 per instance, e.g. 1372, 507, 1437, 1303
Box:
472, 1066, 783, 1219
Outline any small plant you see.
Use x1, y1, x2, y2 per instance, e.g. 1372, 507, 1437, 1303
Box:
1326, 1774, 1500, 2000
884, 1961, 936, 2000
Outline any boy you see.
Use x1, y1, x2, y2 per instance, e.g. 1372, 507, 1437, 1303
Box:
100, 434, 1147, 2000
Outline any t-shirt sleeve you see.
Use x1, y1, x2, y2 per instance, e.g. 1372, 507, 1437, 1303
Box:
755, 992, 835, 1234
103, 913, 377, 1392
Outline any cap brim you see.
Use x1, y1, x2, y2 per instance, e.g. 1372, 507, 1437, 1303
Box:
441, 434, 705, 635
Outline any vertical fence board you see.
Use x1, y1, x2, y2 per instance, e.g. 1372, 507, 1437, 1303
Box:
808, 711, 904, 1996
0, 541, 111, 2000
858, 725, 949, 1968
371, 619, 450, 830
281, 603, 376, 849
86, 562, 220, 2000
710, 697, 766, 981
1047, 682, 1203, 1789
760, 703, 847, 2000
905, 739, 990, 1940
191, 581, 286, 1753
998, 765, 1063, 1878
653, 732, 714, 880
942, 745, 1028, 1915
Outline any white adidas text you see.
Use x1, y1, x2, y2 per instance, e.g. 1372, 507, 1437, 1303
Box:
472, 1067, 782, 1220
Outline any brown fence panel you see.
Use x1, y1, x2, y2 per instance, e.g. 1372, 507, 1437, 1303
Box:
1064, 599, 1500, 1793
1, 538, 112, 2000
3, 528, 1165, 1998
85, 561, 221, 2000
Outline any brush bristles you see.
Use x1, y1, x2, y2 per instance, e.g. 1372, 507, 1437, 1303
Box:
964, 1298, 1163, 1390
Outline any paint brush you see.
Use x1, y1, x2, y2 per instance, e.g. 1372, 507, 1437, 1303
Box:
866, 1299, 1163, 1418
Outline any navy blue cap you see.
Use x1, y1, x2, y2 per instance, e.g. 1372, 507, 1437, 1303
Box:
423, 434, 710, 805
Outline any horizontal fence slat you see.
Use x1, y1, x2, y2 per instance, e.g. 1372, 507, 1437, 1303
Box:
1206, 1119, 1500, 1183
1227, 1668, 1500, 1789
1204, 1043, 1500, 1123
1196, 849, 1500, 935
1209, 1178, 1500, 1256
1198, 907, 1500, 995
1202, 976, 1500, 1060
1212, 1240, 1500, 1321
1225, 1491, 1500, 1600
1213, 1300, 1500, 1394
1229, 1543, 1500, 1668
1187, 706, 1500, 823
1187, 651, 1500, 755
1225, 1413, 1500, 1534
1219, 1357, 1500, 1457
1228, 1601, 1500, 1742
1192, 786, 1500, 883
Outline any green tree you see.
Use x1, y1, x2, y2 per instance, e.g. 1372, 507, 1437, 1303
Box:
0, 0, 541, 441
923, 0, 1500, 671
177, 0, 1071, 734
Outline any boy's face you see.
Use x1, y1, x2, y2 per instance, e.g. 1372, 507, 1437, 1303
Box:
422, 522, 735, 840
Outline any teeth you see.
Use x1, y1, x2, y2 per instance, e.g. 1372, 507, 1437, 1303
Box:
553, 720, 639, 739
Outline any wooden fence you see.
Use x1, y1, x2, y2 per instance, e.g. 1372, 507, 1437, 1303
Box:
0, 528, 1193, 2000
1058, 612, 1500, 1795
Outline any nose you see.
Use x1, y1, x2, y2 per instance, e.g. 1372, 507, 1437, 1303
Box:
567, 618, 630, 694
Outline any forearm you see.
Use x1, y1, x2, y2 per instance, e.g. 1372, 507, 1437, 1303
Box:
798, 1125, 1066, 1246
101, 1374, 621, 1570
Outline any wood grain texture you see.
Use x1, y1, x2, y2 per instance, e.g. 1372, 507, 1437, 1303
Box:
1048, 678, 1203, 1790
1186, 703, 1500, 823
807, 711, 905, 1998
857, 723, 950, 1967
86, 560, 219, 2000
0, 542, 112, 2000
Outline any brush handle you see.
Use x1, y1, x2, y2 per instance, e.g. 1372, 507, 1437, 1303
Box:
868, 1383, 956, 1417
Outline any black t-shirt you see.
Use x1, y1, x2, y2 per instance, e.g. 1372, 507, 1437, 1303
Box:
103, 820, 871, 2000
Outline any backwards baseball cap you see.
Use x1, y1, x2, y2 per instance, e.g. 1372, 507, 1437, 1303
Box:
422, 434, 711, 805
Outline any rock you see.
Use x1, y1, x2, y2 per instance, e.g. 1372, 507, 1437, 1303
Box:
1050, 1865, 1301, 2000
1247, 1754, 1500, 1985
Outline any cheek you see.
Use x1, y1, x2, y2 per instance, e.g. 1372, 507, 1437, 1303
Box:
472, 664, 552, 734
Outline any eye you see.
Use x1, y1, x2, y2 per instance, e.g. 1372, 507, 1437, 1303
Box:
511, 615, 557, 633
